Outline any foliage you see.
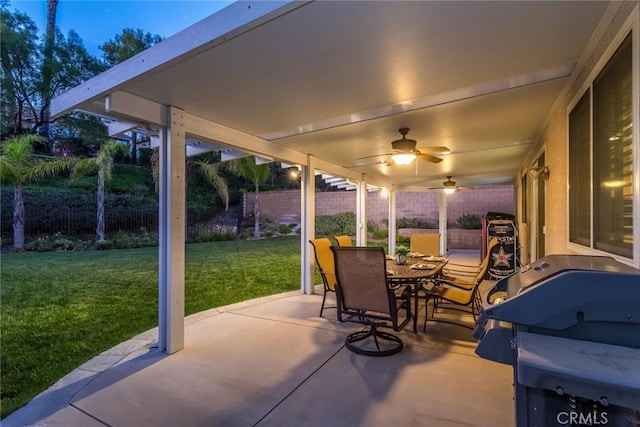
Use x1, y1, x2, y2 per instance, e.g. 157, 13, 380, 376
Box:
395, 244, 410, 255
0, 186, 159, 242
23, 232, 92, 252
105, 230, 158, 249
191, 225, 237, 243
315, 212, 357, 237
0, 237, 302, 417
100, 28, 163, 67
278, 224, 292, 235
455, 213, 482, 229
396, 235, 410, 245
0, 134, 75, 249
191, 159, 230, 209
394, 217, 436, 229
0, 6, 102, 137
371, 228, 389, 240
227, 156, 271, 238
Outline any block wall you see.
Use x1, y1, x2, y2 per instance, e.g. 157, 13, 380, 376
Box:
243, 186, 515, 225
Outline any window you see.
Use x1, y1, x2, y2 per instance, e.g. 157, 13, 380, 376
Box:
569, 33, 634, 259
569, 91, 591, 246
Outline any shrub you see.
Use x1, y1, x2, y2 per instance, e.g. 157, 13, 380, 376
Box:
396, 235, 410, 245
193, 230, 237, 243
371, 228, 388, 240
396, 217, 436, 229
24, 233, 93, 252
315, 212, 356, 237
24, 237, 54, 252
278, 224, 292, 235
456, 214, 482, 229
109, 231, 158, 249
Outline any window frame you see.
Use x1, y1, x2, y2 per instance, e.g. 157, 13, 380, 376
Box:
566, 13, 639, 268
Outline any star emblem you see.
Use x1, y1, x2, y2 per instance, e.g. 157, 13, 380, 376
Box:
491, 247, 513, 267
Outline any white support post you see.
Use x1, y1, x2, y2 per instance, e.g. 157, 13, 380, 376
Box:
158, 106, 186, 354
388, 186, 397, 255
301, 155, 316, 295
439, 191, 448, 256
356, 176, 367, 246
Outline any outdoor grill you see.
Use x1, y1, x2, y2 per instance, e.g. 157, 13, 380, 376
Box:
473, 255, 640, 426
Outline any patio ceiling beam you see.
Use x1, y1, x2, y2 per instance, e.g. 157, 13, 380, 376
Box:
183, 112, 308, 166
105, 91, 163, 126
107, 120, 139, 137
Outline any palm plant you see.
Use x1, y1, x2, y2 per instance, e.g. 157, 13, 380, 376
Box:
191, 159, 230, 209
72, 140, 126, 242
150, 149, 230, 209
227, 156, 270, 238
0, 134, 74, 250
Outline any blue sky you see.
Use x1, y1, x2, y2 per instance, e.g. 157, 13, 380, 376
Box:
10, 0, 234, 57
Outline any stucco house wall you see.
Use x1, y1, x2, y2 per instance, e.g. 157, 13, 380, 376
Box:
518, 1, 639, 264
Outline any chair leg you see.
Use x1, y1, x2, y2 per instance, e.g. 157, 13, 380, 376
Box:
345, 324, 404, 357
319, 287, 328, 317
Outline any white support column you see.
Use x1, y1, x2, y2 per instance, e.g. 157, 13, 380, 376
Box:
388, 186, 397, 255
356, 177, 367, 246
158, 106, 186, 354
439, 191, 448, 256
301, 155, 316, 295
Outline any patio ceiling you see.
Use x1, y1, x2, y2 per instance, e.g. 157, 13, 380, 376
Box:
51, 0, 611, 190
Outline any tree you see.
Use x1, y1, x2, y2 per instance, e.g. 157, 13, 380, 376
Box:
0, 8, 40, 136
0, 134, 74, 250
0, 6, 102, 140
39, 0, 59, 140
100, 28, 163, 67
100, 28, 163, 164
227, 157, 270, 238
72, 141, 127, 242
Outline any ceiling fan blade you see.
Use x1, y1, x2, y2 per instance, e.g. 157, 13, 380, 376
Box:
416, 146, 450, 153
356, 152, 391, 160
417, 153, 443, 163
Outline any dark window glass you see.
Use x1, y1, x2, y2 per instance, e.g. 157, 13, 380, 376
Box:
569, 90, 591, 246
593, 34, 633, 258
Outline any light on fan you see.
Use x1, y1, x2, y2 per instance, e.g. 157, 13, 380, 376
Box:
443, 187, 456, 194
391, 153, 416, 165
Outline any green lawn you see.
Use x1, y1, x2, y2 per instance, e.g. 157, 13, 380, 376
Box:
0, 236, 304, 419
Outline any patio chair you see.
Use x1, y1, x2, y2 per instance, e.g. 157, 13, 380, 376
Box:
409, 233, 440, 256
334, 235, 352, 246
424, 282, 482, 330
309, 238, 337, 317
440, 237, 500, 291
331, 246, 412, 356
421, 238, 499, 330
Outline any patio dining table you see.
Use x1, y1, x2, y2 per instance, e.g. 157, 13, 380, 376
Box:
386, 255, 448, 332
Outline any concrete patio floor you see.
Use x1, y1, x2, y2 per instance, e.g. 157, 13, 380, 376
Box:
5, 251, 515, 427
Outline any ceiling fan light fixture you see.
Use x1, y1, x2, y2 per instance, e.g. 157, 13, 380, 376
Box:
443, 187, 456, 194
391, 153, 416, 165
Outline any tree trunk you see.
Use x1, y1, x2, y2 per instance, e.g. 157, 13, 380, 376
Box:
253, 185, 260, 238
130, 131, 138, 164
39, 0, 59, 144
12, 183, 25, 250
96, 169, 105, 242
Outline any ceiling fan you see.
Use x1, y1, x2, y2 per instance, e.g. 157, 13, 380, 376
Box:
428, 176, 469, 193
357, 128, 450, 166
